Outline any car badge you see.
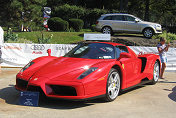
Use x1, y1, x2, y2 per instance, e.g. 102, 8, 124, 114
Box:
122, 64, 125, 69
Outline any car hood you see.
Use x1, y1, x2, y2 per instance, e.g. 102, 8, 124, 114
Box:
31, 57, 112, 81
140, 21, 160, 26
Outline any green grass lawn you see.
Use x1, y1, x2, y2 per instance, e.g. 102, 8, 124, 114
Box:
9, 30, 176, 44
14, 30, 98, 44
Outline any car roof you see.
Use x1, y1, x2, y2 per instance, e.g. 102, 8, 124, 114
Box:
101, 13, 130, 16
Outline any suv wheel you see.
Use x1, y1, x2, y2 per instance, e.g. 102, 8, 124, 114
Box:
102, 27, 113, 35
143, 28, 154, 38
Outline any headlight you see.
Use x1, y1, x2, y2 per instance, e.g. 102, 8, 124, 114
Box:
78, 67, 98, 79
20, 61, 35, 73
154, 24, 161, 28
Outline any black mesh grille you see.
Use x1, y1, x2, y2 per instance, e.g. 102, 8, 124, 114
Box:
27, 85, 45, 96
16, 78, 28, 89
50, 85, 77, 96
27, 85, 42, 92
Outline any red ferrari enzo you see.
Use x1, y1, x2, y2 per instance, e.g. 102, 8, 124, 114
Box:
15, 42, 160, 102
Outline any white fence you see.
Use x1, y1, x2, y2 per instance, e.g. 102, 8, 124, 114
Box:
1, 43, 176, 71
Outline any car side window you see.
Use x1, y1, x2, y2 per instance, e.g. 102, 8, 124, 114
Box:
125, 16, 135, 21
112, 15, 124, 21
115, 47, 121, 59
103, 16, 112, 20
116, 46, 129, 53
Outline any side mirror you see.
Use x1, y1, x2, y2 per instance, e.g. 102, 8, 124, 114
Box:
47, 49, 51, 56
119, 52, 131, 58
135, 18, 140, 23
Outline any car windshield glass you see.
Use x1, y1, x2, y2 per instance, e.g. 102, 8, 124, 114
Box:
64, 43, 115, 59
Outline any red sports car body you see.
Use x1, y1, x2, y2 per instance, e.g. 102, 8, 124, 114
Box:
15, 42, 161, 101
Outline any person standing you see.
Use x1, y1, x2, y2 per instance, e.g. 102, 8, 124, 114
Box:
157, 37, 170, 79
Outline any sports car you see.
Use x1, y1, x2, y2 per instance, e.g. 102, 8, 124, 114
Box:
15, 42, 160, 102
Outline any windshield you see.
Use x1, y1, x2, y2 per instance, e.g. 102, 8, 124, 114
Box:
64, 43, 115, 59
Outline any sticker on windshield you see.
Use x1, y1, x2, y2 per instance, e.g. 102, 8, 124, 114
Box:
101, 56, 112, 59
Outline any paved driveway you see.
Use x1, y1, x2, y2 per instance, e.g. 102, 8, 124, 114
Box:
0, 68, 175, 118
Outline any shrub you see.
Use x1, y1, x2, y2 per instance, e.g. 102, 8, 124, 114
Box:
52, 4, 85, 20
153, 30, 176, 42
90, 24, 96, 32
48, 17, 69, 31
84, 8, 108, 27
69, 19, 84, 32
4, 28, 18, 42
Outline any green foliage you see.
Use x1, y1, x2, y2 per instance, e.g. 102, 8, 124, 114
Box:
5, 38, 32, 43
5, 0, 47, 29
153, 31, 176, 42
4, 28, 18, 42
52, 4, 85, 20
69, 19, 84, 32
37, 31, 53, 44
48, 17, 69, 31
90, 24, 96, 32
84, 8, 108, 26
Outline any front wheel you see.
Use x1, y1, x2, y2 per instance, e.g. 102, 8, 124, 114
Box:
151, 61, 160, 85
143, 28, 154, 38
104, 68, 121, 102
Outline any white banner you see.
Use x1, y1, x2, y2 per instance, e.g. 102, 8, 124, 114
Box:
1, 43, 176, 71
1, 43, 76, 67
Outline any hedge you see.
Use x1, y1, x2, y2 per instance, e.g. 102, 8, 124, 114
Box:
48, 17, 69, 31
69, 19, 84, 32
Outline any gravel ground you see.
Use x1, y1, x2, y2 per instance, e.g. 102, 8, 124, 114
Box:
111, 34, 176, 47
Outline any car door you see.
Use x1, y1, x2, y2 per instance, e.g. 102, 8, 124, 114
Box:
116, 46, 141, 88
111, 15, 126, 32
123, 15, 142, 33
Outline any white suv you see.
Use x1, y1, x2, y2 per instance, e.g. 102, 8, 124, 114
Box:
95, 13, 162, 38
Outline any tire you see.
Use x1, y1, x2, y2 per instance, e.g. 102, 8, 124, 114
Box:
102, 26, 113, 35
104, 68, 121, 102
143, 28, 154, 38
151, 61, 160, 85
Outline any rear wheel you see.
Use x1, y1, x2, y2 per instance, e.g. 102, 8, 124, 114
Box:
151, 61, 160, 84
102, 26, 113, 35
104, 68, 121, 102
143, 28, 154, 38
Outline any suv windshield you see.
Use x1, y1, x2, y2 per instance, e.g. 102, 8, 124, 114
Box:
64, 43, 115, 59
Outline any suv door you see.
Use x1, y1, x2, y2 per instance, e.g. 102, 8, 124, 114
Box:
111, 15, 126, 32
123, 15, 142, 33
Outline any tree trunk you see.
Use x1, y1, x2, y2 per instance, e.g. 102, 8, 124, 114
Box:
120, 0, 128, 11
144, 0, 150, 21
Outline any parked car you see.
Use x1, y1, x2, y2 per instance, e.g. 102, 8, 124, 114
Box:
95, 13, 162, 38
15, 41, 160, 102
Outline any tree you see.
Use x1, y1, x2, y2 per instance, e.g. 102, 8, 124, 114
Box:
8, 0, 47, 30
0, 0, 11, 26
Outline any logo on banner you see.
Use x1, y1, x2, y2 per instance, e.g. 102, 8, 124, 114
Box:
56, 46, 73, 51
31, 45, 45, 50
4, 46, 22, 50
32, 51, 43, 54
